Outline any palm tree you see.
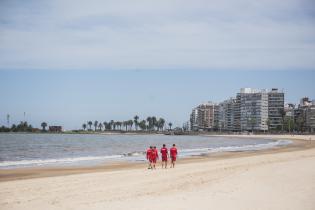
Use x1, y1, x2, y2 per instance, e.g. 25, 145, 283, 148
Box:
157, 118, 165, 131
87, 121, 93, 130
94, 120, 98, 131
129, 120, 134, 131
123, 121, 128, 131
146, 117, 151, 129
139, 120, 146, 130
152, 116, 157, 130
41, 122, 47, 131
103, 122, 109, 130
110, 120, 115, 130
134, 115, 139, 131
168, 122, 173, 131
82, 123, 87, 131
98, 122, 103, 131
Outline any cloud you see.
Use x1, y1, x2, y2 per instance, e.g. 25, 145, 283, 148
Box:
0, 0, 314, 70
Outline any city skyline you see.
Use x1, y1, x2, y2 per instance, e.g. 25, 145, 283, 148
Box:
1, 70, 315, 130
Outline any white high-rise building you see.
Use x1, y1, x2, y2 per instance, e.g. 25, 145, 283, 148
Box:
238, 88, 269, 131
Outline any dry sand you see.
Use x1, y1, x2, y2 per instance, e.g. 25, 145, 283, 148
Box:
0, 135, 315, 210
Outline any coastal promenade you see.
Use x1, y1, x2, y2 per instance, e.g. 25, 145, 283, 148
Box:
0, 135, 314, 210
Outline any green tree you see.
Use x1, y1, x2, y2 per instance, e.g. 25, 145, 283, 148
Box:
98, 122, 103, 131
103, 122, 109, 130
146, 117, 152, 130
279, 108, 286, 132
157, 118, 165, 131
284, 116, 294, 133
41, 122, 47, 131
139, 120, 146, 130
128, 120, 133, 131
110, 120, 115, 130
94, 121, 98, 131
152, 116, 157, 130
88, 121, 93, 130
123, 121, 128, 131
168, 122, 173, 131
134, 115, 139, 131
82, 123, 87, 131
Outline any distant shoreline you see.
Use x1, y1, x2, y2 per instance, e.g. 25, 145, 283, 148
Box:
1, 131, 314, 138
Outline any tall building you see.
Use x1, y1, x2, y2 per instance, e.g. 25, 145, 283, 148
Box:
238, 88, 268, 131
306, 100, 315, 132
189, 87, 285, 132
218, 98, 239, 131
294, 97, 311, 132
268, 88, 285, 130
190, 108, 198, 131
190, 102, 219, 131
295, 97, 315, 133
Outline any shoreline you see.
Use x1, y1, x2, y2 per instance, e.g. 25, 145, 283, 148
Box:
1, 134, 315, 210
1, 135, 314, 182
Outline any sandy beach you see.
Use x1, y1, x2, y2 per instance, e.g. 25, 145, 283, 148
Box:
0, 135, 315, 210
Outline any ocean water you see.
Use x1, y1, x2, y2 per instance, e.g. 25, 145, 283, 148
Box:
0, 133, 291, 169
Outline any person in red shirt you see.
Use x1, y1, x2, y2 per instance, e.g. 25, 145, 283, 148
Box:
146, 146, 153, 169
170, 144, 178, 168
154, 146, 159, 161
160, 144, 168, 169
150, 146, 158, 169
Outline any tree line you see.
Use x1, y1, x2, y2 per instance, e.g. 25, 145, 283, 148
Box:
81, 116, 173, 132
0, 121, 35, 132
0, 121, 51, 132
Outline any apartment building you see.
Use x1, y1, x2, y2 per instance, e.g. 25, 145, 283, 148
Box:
238, 88, 269, 131
190, 102, 219, 131
268, 88, 285, 130
306, 101, 315, 132
218, 98, 238, 131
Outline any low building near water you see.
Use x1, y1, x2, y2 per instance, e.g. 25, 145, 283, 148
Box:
49, 126, 63, 132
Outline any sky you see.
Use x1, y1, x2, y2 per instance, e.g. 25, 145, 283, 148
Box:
0, 0, 315, 129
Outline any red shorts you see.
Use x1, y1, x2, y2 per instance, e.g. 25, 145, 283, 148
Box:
150, 158, 157, 163
162, 156, 167, 162
171, 156, 176, 161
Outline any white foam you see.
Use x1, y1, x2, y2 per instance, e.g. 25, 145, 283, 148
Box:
179, 140, 292, 156
0, 155, 123, 168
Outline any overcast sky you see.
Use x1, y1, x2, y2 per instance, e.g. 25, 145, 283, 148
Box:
0, 1, 315, 129
1, 0, 315, 70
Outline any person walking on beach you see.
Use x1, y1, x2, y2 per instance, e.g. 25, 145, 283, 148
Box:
150, 146, 158, 169
160, 144, 168, 169
154, 146, 159, 161
170, 144, 178, 168
146, 146, 153, 169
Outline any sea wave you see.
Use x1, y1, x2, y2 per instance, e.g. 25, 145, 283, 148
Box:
0, 155, 123, 168
179, 140, 292, 156
0, 140, 292, 168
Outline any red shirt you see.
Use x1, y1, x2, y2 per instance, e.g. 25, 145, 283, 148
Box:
160, 147, 168, 157
170, 147, 177, 157
146, 149, 152, 160
150, 149, 157, 160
